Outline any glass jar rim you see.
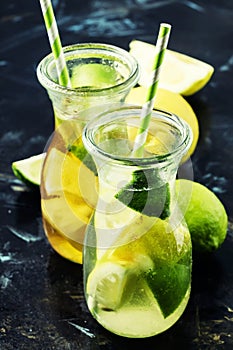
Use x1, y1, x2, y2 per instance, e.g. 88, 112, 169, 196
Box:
36, 42, 139, 96
82, 104, 193, 166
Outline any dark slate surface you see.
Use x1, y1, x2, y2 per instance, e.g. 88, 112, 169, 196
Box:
0, 1, 233, 349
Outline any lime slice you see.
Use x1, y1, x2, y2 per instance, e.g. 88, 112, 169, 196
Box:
87, 214, 191, 318
145, 262, 191, 318
87, 262, 129, 311
129, 40, 214, 96
11, 134, 97, 187
71, 63, 119, 89
86, 251, 154, 311
109, 218, 191, 265
106, 218, 191, 318
115, 169, 170, 219
12, 153, 46, 186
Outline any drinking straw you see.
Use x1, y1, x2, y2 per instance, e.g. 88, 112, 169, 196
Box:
39, 0, 71, 87
133, 23, 171, 157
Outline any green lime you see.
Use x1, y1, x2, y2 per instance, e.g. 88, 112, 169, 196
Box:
99, 217, 191, 318
108, 217, 190, 264
135, 223, 191, 318
11, 136, 97, 187
71, 63, 119, 89
145, 262, 191, 318
12, 153, 46, 186
87, 253, 154, 312
115, 169, 170, 219
86, 262, 130, 311
176, 179, 228, 253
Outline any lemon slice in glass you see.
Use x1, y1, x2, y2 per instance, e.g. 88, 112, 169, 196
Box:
129, 40, 214, 96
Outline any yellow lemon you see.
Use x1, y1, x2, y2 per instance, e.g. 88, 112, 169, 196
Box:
129, 40, 214, 96
41, 146, 97, 224
61, 150, 98, 221
126, 86, 199, 160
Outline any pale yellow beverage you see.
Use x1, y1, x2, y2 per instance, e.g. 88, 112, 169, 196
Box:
84, 180, 192, 338
40, 128, 98, 263
82, 105, 193, 337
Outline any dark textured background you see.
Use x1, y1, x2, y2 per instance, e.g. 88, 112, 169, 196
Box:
0, 1, 233, 349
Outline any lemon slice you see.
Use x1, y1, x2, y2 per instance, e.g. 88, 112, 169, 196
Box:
12, 153, 46, 186
42, 148, 64, 195
41, 147, 96, 245
126, 86, 199, 161
42, 147, 97, 222
129, 40, 214, 96
61, 150, 98, 216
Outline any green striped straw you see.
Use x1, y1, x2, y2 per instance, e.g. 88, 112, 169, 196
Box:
39, 0, 71, 87
133, 23, 171, 157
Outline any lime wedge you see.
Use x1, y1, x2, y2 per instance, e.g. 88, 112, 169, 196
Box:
12, 153, 46, 186
115, 169, 170, 219
71, 63, 119, 89
145, 262, 191, 318
129, 40, 214, 96
11, 135, 97, 187
107, 219, 191, 318
87, 262, 129, 311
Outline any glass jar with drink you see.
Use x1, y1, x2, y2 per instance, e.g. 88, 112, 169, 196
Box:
82, 104, 193, 338
37, 43, 139, 263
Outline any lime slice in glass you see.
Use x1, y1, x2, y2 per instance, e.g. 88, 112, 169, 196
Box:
145, 261, 191, 318
86, 262, 130, 311
115, 169, 170, 219
71, 63, 119, 89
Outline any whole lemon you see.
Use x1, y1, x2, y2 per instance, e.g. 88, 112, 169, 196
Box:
175, 179, 228, 253
126, 86, 199, 161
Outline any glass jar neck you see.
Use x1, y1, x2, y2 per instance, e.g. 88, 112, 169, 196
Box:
83, 105, 192, 171
37, 43, 139, 98
82, 105, 192, 220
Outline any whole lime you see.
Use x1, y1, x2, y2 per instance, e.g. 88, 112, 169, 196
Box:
175, 179, 228, 253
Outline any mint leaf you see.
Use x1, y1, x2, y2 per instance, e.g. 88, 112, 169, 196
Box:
115, 169, 170, 219
145, 261, 191, 318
